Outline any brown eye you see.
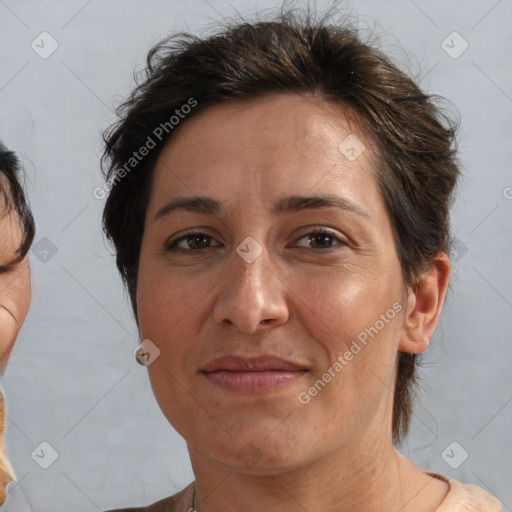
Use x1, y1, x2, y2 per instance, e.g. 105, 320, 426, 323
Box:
166, 232, 221, 251
186, 234, 211, 250
294, 228, 346, 250
308, 232, 336, 249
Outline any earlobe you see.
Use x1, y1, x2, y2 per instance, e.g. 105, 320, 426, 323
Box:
398, 253, 451, 354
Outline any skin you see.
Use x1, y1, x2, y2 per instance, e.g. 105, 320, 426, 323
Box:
0, 177, 32, 502
136, 93, 451, 512
0, 188, 31, 374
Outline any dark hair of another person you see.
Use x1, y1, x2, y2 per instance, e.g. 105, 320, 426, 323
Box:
101, 5, 461, 446
0, 141, 35, 259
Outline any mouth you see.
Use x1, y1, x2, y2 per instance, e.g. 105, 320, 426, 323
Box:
200, 355, 308, 392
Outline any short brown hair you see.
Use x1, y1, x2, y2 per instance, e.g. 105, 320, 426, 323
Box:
101, 5, 460, 446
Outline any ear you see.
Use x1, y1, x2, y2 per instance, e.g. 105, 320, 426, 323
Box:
398, 252, 451, 354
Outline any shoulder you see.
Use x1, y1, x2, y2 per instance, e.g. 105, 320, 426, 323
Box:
425, 471, 503, 512
105, 481, 195, 512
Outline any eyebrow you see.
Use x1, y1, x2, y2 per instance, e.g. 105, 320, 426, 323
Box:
153, 194, 371, 222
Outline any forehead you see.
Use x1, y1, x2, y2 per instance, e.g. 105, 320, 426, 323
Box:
148, 93, 380, 215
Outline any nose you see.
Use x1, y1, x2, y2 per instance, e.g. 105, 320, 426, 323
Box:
212, 242, 289, 333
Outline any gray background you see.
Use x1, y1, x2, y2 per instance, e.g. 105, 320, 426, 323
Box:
0, 0, 511, 510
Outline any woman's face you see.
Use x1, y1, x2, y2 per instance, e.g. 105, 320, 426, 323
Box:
136, 93, 414, 472
0, 182, 31, 375
0, 179, 31, 501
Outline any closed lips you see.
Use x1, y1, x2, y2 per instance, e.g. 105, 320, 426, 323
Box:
200, 355, 308, 373
200, 355, 308, 393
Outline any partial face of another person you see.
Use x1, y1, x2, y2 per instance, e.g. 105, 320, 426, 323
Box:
135, 93, 439, 473
0, 174, 32, 501
0, 180, 31, 375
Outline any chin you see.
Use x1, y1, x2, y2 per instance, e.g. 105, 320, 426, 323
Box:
200, 424, 310, 473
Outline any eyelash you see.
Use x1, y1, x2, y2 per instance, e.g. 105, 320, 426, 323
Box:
165, 227, 348, 253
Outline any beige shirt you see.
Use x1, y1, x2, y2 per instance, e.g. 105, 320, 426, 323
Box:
107, 471, 503, 511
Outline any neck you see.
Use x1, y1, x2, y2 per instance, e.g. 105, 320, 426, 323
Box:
189, 438, 433, 512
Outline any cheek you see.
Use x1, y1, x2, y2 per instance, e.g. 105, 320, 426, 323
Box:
136, 268, 209, 389
0, 276, 31, 373
291, 264, 400, 348
291, 266, 403, 406
137, 269, 204, 338
0, 311, 18, 373
136, 273, 196, 423
136, 271, 204, 438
